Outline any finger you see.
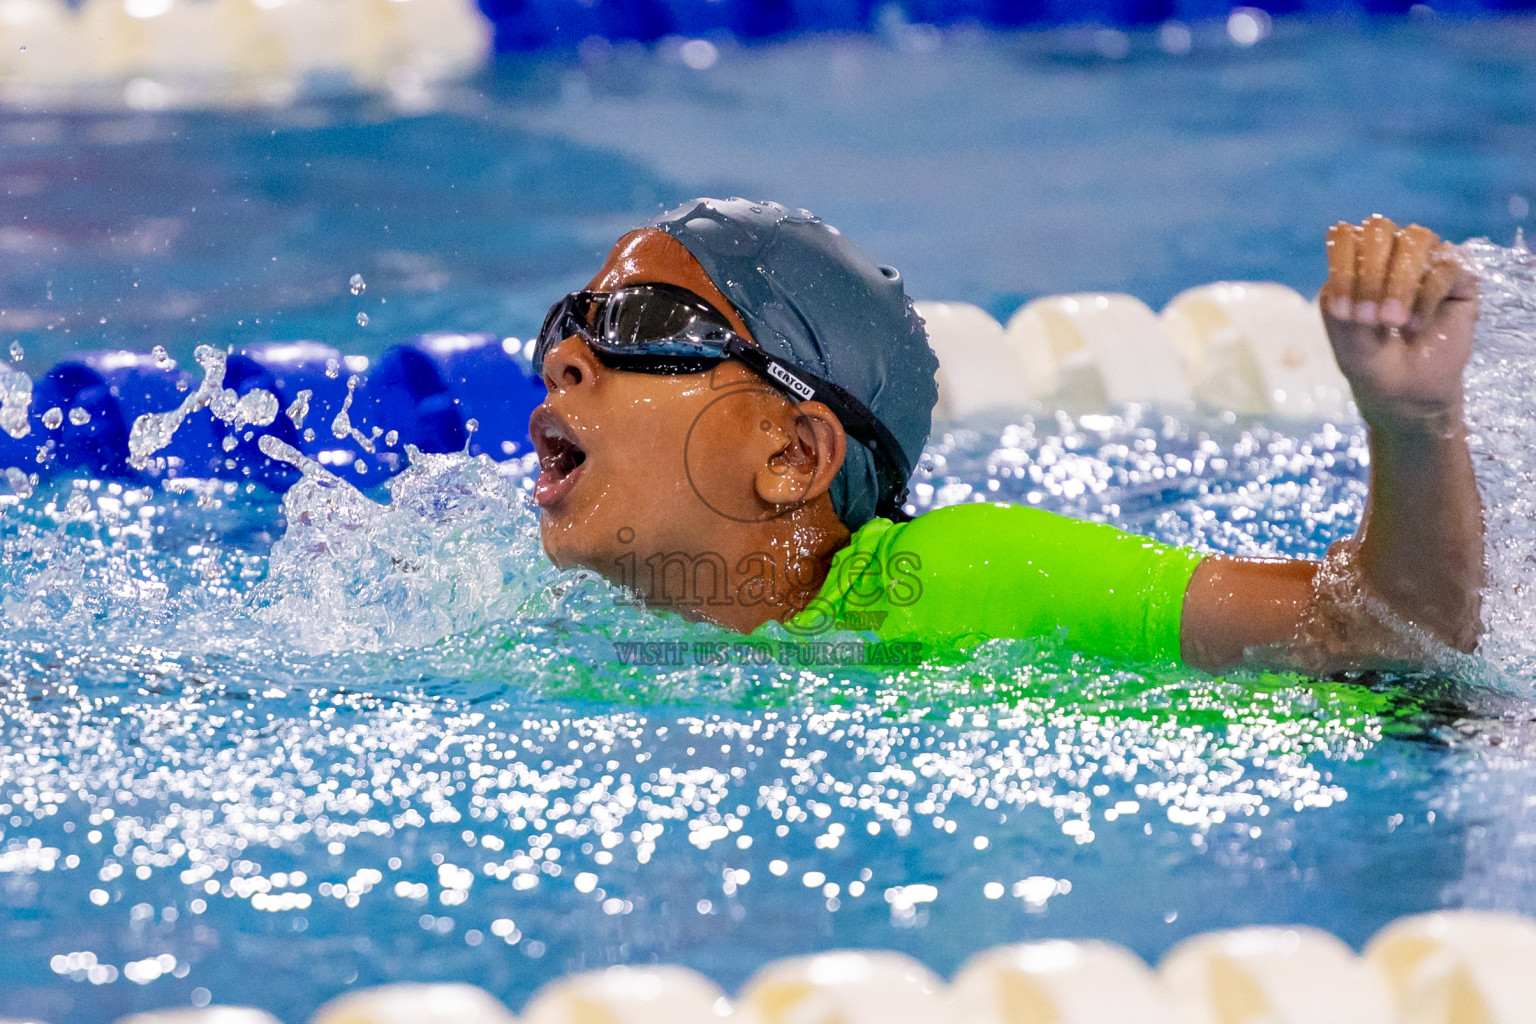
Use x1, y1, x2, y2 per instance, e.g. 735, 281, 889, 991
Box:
1410, 245, 1469, 328
1353, 214, 1398, 321
1381, 224, 1439, 327
1323, 222, 1360, 318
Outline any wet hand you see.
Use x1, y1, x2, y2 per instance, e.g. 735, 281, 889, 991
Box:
1320, 215, 1478, 432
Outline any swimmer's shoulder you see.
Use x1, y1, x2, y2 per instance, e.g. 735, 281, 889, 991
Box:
863, 501, 1135, 566
826, 502, 1126, 606
898, 500, 1073, 534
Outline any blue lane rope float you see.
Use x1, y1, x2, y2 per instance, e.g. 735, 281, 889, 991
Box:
0, 334, 547, 490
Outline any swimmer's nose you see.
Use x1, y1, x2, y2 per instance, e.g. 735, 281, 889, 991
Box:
541, 335, 601, 392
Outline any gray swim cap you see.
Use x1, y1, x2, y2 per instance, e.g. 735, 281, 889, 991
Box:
654, 198, 938, 530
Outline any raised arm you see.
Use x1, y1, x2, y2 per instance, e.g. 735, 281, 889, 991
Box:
1179, 215, 1484, 674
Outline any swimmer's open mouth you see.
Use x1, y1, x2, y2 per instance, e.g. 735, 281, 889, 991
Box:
531, 407, 587, 510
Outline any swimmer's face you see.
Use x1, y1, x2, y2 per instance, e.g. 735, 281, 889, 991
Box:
530, 229, 840, 585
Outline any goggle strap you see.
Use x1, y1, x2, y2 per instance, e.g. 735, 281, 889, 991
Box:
722, 339, 912, 518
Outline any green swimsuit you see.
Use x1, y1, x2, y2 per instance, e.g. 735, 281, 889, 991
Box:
788, 503, 1206, 663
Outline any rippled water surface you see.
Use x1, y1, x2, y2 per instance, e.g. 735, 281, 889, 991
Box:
7, 15, 1536, 1024
5, 402, 1536, 1023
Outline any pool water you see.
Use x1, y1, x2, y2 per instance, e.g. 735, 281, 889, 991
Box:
6, 15, 1536, 1024
6, 13, 1536, 369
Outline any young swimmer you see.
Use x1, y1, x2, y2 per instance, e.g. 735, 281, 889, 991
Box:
530, 199, 1483, 674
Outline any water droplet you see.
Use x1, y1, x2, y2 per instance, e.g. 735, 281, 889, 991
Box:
3, 466, 31, 499
286, 389, 311, 429
42, 407, 62, 430
349, 273, 367, 296
151, 345, 169, 366
356, 312, 370, 327
353, 458, 367, 474
325, 359, 340, 379
385, 429, 399, 448
333, 375, 360, 440
465, 418, 479, 433
222, 434, 238, 452
68, 407, 90, 426
8, 341, 22, 362
19, 45, 26, 52
0, 368, 32, 439
303, 427, 315, 442
231, 388, 279, 429
126, 345, 228, 468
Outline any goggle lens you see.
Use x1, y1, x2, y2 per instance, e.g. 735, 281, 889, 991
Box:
610, 288, 725, 345
534, 284, 734, 374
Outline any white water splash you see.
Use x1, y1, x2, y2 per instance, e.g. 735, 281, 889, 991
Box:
127, 346, 279, 468
257, 433, 330, 480
0, 368, 30, 439
330, 374, 376, 453
128, 345, 229, 468
1459, 239, 1536, 683
252, 441, 553, 651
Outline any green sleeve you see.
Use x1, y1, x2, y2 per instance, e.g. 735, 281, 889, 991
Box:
792, 503, 1206, 664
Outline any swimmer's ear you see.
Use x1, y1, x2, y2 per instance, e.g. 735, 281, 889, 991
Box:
754, 401, 847, 510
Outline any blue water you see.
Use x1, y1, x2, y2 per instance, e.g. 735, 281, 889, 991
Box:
6, 14, 1536, 368
6, 15, 1536, 1024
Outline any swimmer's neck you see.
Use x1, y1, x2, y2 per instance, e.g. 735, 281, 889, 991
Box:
631, 497, 851, 633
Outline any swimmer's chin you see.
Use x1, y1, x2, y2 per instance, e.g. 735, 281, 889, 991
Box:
536, 525, 584, 571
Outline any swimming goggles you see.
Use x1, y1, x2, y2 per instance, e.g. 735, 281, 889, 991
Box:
535, 282, 913, 519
